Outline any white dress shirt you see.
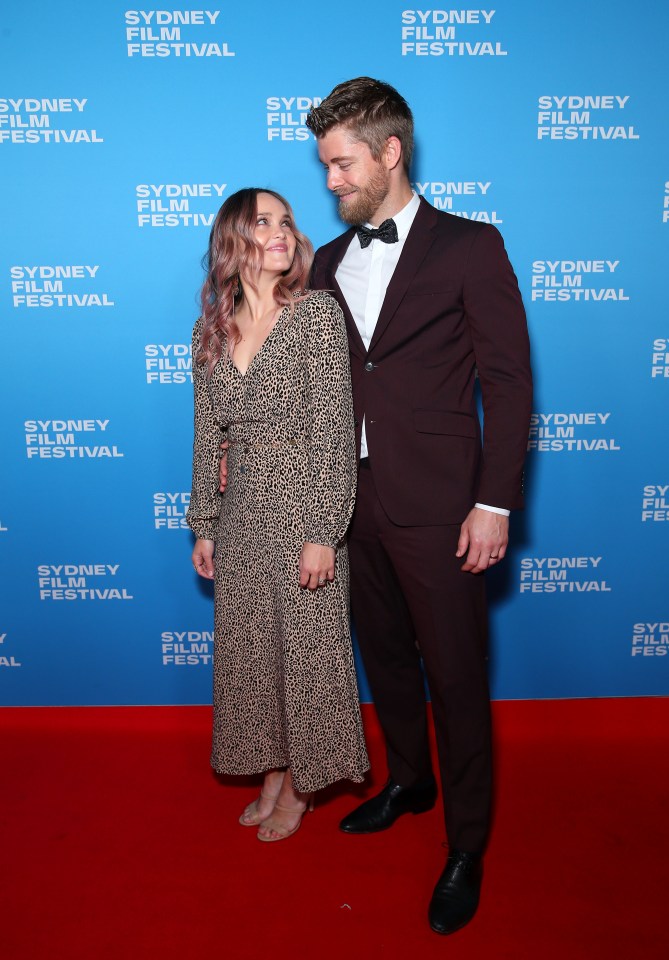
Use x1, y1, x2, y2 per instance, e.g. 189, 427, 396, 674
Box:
335, 192, 508, 517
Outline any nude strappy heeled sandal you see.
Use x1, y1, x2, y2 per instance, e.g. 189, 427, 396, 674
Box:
238, 790, 283, 827
256, 794, 315, 842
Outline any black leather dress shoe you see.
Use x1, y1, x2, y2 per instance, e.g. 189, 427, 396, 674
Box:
339, 777, 437, 834
428, 850, 482, 935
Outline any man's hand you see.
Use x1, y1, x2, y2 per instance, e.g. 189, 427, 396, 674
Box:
299, 542, 335, 590
218, 440, 228, 492
192, 539, 215, 579
457, 508, 509, 574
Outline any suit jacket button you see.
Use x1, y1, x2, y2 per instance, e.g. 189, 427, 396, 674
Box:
364, 361, 374, 372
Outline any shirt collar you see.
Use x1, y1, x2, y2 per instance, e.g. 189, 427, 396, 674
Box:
363, 191, 420, 242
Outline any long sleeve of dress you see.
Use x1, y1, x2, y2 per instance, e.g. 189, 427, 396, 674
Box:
301, 292, 357, 549
186, 317, 224, 541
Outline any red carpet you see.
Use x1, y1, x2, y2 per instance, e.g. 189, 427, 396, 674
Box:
1, 700, 667, 959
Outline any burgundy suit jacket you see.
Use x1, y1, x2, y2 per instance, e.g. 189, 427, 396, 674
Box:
310, 197, 532, 527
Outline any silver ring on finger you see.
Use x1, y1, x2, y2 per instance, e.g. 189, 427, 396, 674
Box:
317, 578, 326, 585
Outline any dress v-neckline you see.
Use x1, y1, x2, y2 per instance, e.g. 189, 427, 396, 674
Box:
229, 306, 286, 378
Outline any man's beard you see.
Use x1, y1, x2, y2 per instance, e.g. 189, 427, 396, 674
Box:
337, 166, 390, 225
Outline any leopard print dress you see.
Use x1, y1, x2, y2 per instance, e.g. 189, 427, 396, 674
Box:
187, 291, 369, 792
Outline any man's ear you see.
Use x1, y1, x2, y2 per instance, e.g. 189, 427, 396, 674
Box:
383, 135, 403, 171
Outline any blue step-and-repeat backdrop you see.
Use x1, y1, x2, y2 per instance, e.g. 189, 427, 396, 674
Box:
1, 1, 667, 706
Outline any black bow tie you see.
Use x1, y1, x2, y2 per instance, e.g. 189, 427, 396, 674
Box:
356, 219, 399, 248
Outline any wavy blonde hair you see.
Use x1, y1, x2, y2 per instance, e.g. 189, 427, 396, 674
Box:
197, 188, 313, 376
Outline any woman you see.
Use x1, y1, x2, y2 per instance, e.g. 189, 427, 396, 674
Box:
187, 188, 368, 842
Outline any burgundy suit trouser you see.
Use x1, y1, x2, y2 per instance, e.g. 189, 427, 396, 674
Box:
349, 463, 492, 855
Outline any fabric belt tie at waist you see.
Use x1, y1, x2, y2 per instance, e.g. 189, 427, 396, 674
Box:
228, 439, 299, 449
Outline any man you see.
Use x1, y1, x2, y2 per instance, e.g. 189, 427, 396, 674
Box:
305, 78, 532, 935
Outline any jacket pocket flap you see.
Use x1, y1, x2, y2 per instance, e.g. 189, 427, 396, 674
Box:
413, 410, 477, 437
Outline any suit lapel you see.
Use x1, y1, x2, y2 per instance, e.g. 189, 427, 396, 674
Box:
332, 274, 366, 359
322, 229, 366, 359
369, 197, 438, 353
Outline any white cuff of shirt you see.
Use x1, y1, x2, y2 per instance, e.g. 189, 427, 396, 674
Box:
474, 502, 510, 517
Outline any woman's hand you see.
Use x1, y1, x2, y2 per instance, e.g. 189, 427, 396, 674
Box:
299, 542, 335, 590
192, 539, 215, 579
218, 440, 228, 493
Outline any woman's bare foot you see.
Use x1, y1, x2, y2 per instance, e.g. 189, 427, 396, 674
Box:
239, 769, 285, 826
